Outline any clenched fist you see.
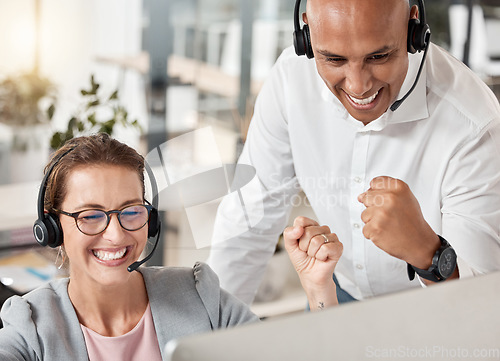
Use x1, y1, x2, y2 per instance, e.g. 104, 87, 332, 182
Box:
357, 176, 440, 269
283, 216, 343, 309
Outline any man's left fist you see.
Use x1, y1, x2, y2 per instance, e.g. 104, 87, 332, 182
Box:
357, 176, 440, 269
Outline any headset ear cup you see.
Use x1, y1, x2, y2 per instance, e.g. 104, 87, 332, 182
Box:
293, 25, 314, 58
33, 218, 51, 247
148, 207, 160, 238
293, 29, 306, 56
408, 19, 429, 54
46, 214, 63, 248
415, 23, 430, 52
33, 214, 62, 248
407, 18, 419, 54
303, 24, 314, 59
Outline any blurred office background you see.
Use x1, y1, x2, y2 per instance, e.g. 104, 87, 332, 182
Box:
0, 0, 499, 318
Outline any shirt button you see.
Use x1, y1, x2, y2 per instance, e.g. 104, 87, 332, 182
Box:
356, 264, 364, 270
353, 176, 362, 183
353, 223, 361, 229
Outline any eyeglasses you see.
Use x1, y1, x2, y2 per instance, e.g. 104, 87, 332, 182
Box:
54, 204, 153, 236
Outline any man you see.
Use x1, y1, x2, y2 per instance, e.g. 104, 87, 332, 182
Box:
207, 0, 500, 304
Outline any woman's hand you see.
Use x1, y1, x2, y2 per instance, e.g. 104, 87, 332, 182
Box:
283, 216, 343, 310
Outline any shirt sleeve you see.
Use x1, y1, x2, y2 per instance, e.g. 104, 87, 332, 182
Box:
206, 50, 301, 304
441, 117, 500, 275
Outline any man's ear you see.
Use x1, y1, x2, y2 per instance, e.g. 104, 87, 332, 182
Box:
302, 12, 308, 25
410, 4, 419, 20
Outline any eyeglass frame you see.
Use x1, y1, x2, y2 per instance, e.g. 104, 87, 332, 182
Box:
53, 202, 153, 236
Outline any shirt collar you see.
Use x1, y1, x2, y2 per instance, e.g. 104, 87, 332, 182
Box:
319, 48, 429, 131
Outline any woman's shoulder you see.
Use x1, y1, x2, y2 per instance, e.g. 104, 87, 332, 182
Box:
140, 262, 220, 291
0, 277, 80, 360
1, 277, 75, 336
141, 263, 258, 332
2, 277, 69, 312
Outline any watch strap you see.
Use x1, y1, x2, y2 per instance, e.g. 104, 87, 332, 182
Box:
407, 235, 455, 282
410, 262, 442, 282
407, 262, 416, 281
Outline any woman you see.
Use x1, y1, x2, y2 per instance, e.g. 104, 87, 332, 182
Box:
0, 134, 259, 360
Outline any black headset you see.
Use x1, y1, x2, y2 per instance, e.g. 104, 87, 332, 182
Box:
33, 146, 160, 249
293, 0, 431, 58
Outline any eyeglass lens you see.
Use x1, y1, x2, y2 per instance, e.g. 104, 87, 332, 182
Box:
75, 205, 149, 235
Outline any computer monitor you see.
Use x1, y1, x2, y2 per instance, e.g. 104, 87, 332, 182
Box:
164, 271, 500, 361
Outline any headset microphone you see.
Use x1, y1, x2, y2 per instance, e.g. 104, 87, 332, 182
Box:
127, 222, 162, 272
390, 31, 430, 112
382, 0, 432, 112
127, 161, 161, 272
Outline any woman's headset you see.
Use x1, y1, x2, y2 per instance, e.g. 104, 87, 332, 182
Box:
33, 147, 160, 248
293, 0, 431, 58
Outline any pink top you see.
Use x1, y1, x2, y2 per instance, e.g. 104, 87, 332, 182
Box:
80, 303, 163, 361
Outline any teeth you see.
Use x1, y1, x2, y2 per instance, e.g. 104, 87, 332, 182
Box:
348, 91, 378, 105
93, 248, 127, 261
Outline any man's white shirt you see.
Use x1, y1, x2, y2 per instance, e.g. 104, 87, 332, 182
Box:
208, 44, 500, 304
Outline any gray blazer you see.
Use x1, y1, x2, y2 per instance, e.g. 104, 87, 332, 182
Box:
0, 262, 258, 360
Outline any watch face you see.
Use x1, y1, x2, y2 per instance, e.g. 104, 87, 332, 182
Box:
437, 248, 457, 279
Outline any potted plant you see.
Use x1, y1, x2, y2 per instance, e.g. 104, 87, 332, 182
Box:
0, 73, 141, 182
50, 74, 141, 150
0, 72, 56, 149
0, 72, 56, 182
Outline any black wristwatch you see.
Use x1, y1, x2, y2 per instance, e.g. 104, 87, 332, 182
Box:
407, 235, 457, 282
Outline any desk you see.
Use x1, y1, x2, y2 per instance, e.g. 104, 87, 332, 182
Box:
165, 272, 500, 361
0, 250, 62, 294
